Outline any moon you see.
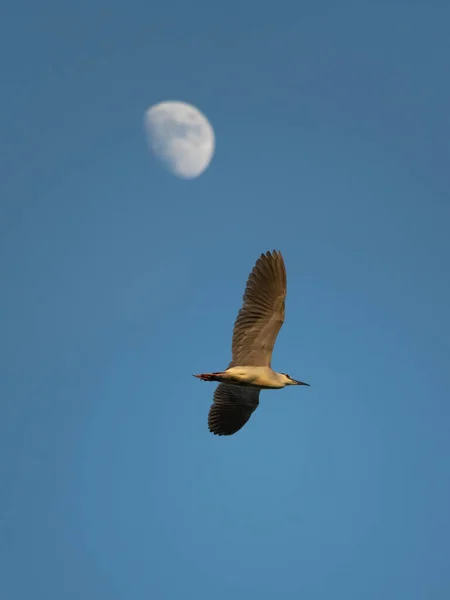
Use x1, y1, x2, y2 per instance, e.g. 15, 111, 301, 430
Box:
144, 101, 215, 179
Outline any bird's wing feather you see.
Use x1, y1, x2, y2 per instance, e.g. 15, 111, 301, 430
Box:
230, 250, 286, 367
208, 384, 260, 436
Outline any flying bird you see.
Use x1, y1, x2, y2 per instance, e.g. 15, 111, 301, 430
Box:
194, 250, 310, 436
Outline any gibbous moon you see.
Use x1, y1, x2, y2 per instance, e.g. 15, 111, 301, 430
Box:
144, 101, 215, 179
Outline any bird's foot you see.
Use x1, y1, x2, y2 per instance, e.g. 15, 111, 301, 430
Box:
193, 372, 223, 382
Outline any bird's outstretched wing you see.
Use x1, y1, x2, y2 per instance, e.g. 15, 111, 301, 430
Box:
230, 250, 286, 367
208, 384, 260, 436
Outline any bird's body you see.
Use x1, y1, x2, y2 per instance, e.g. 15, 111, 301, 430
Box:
196, 366, 292, 389
194, 250, 310, 436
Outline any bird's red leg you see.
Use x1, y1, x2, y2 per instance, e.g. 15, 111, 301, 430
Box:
193, 372, 225, 382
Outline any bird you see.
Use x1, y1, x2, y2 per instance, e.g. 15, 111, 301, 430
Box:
194, 250, 310, 436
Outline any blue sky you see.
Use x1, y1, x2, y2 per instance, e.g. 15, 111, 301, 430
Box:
1, 1, 450, 598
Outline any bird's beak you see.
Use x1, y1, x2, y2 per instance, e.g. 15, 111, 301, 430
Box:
292, 379, 310, 386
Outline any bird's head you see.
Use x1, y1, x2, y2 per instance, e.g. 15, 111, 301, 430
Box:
280, 373, 310, 387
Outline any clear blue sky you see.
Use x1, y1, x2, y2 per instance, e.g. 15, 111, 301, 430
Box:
1, 1, 449, 598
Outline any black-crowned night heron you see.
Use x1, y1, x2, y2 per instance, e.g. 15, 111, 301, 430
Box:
194, 250, 310, 436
